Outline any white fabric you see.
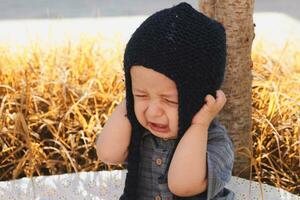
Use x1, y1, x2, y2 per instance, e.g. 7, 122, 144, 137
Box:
0, 170, 298, 200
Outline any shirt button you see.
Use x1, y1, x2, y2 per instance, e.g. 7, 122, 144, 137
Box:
154, 195, 161, 200
155, 158, 163, 166
163, 138, 168, 141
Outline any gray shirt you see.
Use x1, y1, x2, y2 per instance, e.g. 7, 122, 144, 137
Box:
135, 119, 235, 200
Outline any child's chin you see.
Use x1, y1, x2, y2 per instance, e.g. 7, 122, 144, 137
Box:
149, 130, 178, 140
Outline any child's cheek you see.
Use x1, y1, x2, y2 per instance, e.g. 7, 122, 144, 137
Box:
134, 100, 148, 123
170, 108, 179, 126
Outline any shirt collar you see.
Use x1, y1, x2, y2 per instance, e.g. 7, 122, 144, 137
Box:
142, 129, 152, 138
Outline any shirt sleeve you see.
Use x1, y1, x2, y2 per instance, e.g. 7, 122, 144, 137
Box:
205, 119, 235, 200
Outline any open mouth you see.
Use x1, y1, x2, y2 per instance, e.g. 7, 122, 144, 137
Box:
149, 122, 169, 133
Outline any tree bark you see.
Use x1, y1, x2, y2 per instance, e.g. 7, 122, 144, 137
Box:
199, 0, 255, 179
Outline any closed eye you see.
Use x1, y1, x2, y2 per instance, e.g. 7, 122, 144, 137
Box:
165, 99, 178, 104
133, 94, 178, 104
134, 94, 146, 97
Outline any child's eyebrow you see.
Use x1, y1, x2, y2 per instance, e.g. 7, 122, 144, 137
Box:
132, 88, 177, 98
132, 88, 146, 93
160, 94, 177, 98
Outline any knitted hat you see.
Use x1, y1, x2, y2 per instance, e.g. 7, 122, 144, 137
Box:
121, 2, 226, 199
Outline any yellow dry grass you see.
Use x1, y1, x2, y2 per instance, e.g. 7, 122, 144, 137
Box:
0, 35, 299, 195
0, 35, 126, 179
250, 41, 300, 195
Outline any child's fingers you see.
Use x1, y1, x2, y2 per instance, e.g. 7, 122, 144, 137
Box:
204, 90, 226, 111
215, 90, 227, 108
205, 94, 215, 106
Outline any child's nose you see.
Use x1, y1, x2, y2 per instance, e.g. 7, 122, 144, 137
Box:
146, 100, 164, 117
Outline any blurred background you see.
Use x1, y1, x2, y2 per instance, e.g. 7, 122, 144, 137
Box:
0, 0, 299, 47
0, 0, 299, 19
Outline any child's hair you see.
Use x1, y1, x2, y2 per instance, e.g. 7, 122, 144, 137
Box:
121, 2, 226, 199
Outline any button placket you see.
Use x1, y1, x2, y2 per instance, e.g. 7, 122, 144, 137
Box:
151, 136, 176, 200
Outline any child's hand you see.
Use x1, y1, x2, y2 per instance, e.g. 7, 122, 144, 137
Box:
191, 90, 226, 128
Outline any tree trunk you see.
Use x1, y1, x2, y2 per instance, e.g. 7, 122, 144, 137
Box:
199, 0, 255, 179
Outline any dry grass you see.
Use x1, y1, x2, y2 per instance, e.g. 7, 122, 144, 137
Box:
250, 41, 300, 195
0, 35, 126, 180
0, 35, 299, 195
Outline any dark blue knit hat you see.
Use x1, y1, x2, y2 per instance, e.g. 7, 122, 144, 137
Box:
121, 2, 226, 199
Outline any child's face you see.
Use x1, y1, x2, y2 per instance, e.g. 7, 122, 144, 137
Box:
130, 66, 178, 140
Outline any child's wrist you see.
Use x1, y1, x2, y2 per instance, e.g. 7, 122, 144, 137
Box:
191, 122, 209, 129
